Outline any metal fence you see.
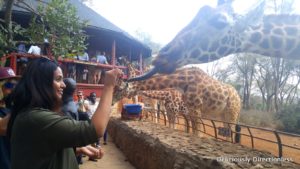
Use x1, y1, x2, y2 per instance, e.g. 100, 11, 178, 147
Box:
142, 107, 300, 164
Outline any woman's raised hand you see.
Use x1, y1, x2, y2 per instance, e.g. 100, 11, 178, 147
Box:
104, 69, 123, 87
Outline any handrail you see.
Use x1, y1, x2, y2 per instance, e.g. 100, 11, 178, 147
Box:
143, 107, 300, 164
1, 52, 128, 70
58, 58, 127, 69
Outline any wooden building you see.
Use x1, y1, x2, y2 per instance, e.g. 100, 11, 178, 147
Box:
0, 0, 151, 97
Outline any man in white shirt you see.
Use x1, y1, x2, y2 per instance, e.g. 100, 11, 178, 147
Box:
27, 44, 41, 55
85, 92, 99, 119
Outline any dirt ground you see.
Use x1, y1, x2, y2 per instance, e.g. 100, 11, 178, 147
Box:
79, 116, 299, 169
152, 115, 300, 164
83, 102, 298, 169
79, 135, 135, 169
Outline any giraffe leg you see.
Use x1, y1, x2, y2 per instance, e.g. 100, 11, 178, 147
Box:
222, 123, 232, 141
174, 115, 179, 130
190, 110, 202, 137
154, 111, 158, 123
195, 110, 202, 137
162, 110, 168, 126
190, 118, 197, 135
151, 110, 155, 122
182, 115, 190, 133
222, 92, 241, 142
166, 109, 176, 129
221, 109, 238, 141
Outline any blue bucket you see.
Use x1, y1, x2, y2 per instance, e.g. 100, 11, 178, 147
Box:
123, 104, 142, 115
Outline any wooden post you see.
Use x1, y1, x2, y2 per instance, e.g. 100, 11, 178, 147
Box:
10, 53, 17, 74
112, 40, 116, 66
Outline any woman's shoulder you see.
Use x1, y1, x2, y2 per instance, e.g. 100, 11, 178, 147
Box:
17, 108, 63, 124
29, 108, 57, 115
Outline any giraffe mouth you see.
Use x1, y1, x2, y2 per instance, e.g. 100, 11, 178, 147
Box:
127, 66, 158, 82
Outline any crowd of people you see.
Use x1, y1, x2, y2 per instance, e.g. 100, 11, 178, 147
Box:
0, 57, 122, 169
76, 50, 109, 65
18, 41, 111, 66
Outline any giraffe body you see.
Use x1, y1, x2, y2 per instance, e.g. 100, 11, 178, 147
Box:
115, 67, 241, 136
141, 89, 190, 132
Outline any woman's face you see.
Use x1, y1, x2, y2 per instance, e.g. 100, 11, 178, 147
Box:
53, 67, 66, 100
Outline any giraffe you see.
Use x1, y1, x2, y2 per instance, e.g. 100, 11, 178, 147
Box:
116, 57, 162, 121
127, 0, 300, 81
114, 67, 241, 137
120, 57, 180, 126
141, 89, 191, 133
120, 57, 185, 126
140, 96, 160, 123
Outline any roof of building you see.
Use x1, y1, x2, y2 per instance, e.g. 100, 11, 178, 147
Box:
6, 0, 151, 57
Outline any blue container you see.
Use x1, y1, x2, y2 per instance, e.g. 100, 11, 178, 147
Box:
124, 104, 142, 115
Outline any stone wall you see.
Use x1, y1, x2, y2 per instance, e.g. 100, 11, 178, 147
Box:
107, 117, 300, 169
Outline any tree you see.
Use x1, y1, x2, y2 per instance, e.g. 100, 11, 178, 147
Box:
1, 0, 88, 58
0, 0, 27, 56
133, 29, 162, 55
26, 0, 88, 57
233, 53, 257, 109
4, 0, 14, 47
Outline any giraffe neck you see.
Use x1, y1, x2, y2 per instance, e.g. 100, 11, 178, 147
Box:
129, 68, 208, 93
191, 15, 300, 63
124, 59, 137, 78
128, 65, 136, 78
141, 90, 170, 101
236, 15, 300, 59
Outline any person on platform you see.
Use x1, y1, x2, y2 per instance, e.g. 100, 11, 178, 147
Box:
96, 51, 108, 64
27, 43, 41, 55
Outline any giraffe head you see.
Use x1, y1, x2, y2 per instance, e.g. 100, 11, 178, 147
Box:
112, 57, 140, 103
128, 0, 266, 82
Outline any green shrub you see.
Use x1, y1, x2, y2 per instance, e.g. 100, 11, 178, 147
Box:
276, 105, 300, 134
239, 109, 281, 129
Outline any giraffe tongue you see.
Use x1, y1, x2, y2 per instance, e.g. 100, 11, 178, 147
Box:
126, 67, 158, 82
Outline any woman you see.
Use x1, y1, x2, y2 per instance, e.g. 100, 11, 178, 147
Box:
7, 57, 123, 169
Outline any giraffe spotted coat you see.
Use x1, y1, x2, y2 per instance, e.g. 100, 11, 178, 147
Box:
115, 67, 241, 136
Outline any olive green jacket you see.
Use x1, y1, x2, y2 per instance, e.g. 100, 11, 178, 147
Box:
11, 108, 98, 169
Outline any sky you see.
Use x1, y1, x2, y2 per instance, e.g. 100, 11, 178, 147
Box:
88, 0, 300, 46
86, 0, 231, 45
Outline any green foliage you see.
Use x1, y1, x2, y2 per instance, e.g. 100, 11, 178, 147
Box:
239, 109, 282, 129
27, 0, 88, 58
276, 104, 300, 134
0, 20, 27, 56
0, 0, 4, 8
240, 105, 300, 134
26, 15, 47, 44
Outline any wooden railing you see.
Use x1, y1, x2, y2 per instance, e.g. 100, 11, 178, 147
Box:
142, 107, 300, 164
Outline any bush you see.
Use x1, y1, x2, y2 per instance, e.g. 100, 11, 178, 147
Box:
276, 105, 300, 134
239, 109, 281, 129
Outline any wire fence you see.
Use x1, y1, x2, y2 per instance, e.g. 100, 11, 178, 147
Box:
142, 107, 300, 164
